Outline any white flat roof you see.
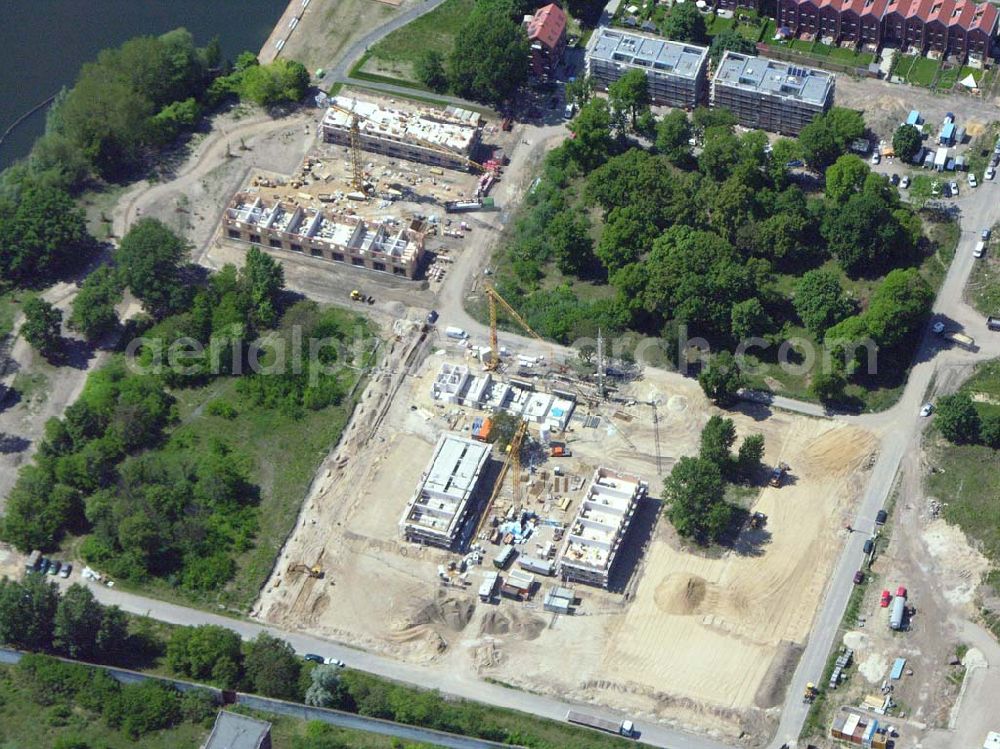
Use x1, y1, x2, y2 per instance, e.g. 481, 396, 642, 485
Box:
560, 467, 644, 576
324, 95, 479, 154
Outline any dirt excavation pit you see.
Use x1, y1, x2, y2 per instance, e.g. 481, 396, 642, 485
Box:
254, 352, 879, 741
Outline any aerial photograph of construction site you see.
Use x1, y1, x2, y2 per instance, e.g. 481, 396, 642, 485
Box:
6, 1, 1000, 748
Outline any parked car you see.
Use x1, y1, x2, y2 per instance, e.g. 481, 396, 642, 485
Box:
991, 154, 1000, 167
975, 242, 986, 258
875, 509, 888, 525
426, 309, 439, 324
987, 166, 996, 181
880, 589, 892, 607
900, 175, 910, 188
950, 180, 959, 196
853, 570, 865, 584
943, 182, 953, 198
59, 563, 72, 579
38, 558, 51, 575
304, 654, 325, 664
47, 560, 61, 576
896, 585, 908, 598
969, 172, 978, 188
871, 152, 881, 165
890, 173, 900, 186
982, 228, 991, 240
920, 403, 934, 417
863, 538, 874, 554
324, 657, 345, 667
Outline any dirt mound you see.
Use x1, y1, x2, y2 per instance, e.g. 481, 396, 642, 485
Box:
654, 573, 710, 615
801, 426, 876, 475
402, 594, 475, 632
753, 640, 803, 709
479, 609, 546, 640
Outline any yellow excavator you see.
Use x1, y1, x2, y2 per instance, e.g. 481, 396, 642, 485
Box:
287, 562, 324, 579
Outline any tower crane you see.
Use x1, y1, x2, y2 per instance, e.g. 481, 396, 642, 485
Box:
324, 100, 489, 195
483, 282, 553, 371
475, 419, 529, 537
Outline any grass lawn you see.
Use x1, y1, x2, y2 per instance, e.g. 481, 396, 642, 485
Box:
369, 0, 474, 67
926, 362, 1000, 598
0, 289, 36, 340
967, 253, 1000, 316
936, 64, 961, 90
761, 19, 777, 41
902, 55, 940, 86
705, 13, 735, 35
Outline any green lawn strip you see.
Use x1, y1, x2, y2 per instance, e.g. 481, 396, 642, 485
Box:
369, 0, 474, 66
905, 56, 940, 86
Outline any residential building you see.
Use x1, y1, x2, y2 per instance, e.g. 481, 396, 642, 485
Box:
778, 0, 997, 60
586, 28, 709, 108
203, 711, 272, 749
557, 467, 646, 589
399, 434, 492, 549
524, 2, 568, 76
223, 191, 425, 279
322, 96, 482, 172
711, 51, 834, 135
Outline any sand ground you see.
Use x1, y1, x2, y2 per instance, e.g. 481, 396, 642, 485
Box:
255, 349, 878, 742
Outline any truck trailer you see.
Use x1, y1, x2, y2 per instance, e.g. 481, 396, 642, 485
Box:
566, 710, 635, 738
946, 331, 976, 350
889, 593, 907, 630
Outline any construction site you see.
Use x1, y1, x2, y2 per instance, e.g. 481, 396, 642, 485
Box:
213, 92, 513, 284
253, 287, 881, 742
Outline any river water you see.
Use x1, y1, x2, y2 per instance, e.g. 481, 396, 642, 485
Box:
0, 0, 287, 170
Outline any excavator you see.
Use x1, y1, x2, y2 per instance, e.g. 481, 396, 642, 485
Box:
287, 562, 324, 579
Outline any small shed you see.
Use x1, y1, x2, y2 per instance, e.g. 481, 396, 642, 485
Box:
940, 121, 956, 145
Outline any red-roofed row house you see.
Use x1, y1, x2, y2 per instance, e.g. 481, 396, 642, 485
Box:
777, 0, 997, 60
523, 3, 568, 76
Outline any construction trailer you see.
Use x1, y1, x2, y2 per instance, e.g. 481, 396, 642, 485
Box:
543, 585, 575, 614
518, 555, 555, 576
399, 434, 492, 549
479, 570, 500, 602
830, 709, 888, 748
494, 544, 517, 569
500, 569, 535, 600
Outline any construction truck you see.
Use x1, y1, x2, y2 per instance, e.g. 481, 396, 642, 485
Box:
566, 711, 635, 738
770, 463, 790, 487
349, 290, 374, 304
550, 443, 571, 458
945, 331, 976, 350
803, 683, 819, 703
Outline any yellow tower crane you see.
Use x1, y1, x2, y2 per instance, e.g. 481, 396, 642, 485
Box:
483, 282, 552, 371
325, 100, 489, 194
475, 419, 529, 537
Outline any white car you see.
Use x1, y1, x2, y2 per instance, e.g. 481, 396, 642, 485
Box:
968, 173, 978, 188
920, 403, 934, 417
900, 175, 910, 189
950, 180, 960, 196
986, 166, 996, 181
324, 657, 345, 667
871, 152, 881, 165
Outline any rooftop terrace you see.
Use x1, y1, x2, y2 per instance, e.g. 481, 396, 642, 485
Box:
714, 52, 833, 107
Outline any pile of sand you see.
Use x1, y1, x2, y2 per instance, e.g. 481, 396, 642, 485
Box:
479, 609, 546, 640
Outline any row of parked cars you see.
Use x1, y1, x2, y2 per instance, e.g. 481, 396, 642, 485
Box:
30, 557, 72, 578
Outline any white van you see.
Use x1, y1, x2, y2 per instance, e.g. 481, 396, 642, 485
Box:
974, 241, 986, 258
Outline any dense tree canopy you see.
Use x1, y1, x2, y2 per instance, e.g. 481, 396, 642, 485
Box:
663, 456, 732, 543
662, 2, 707, 43
798, 107, 865, 170
794, 269, 851, 335
447, 0, 529, 106
698, 351, 746, 407
243, 633, 302, 700
892, 124, 922, 162
709, 29, 756, 63
935, 392, 981, 444
608, 69, 650, 129
69, 266, 124, 341
21, 298, 64, 356
115, 218, 189, 318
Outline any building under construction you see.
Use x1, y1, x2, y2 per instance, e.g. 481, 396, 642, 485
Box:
558, 467, 646, 589
400, 434, 492, 549
223, 191, 425, 279
321, 95, 483, 172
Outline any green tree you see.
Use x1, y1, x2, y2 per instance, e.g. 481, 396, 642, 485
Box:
565, 99, 613, 171
662, 456, 733, 543
95, 604, 129, 662
21, 298, 63, 356
892, 124, 922, 162
105, 681, 182, 738
565, 76, 595, 109
415, 50, 448, 93
655, 110, 692, 166
700, 415, 736, 468
596, 205, 654, 273
305, 664, 344, 708
53, 584, 104, 659
239, 245, 285, 331
608, 69, 650, 129
447, 1, 529, 106
798, 107, 865, 171
698, 350, 746, 407
768, 137, 802, 188
934, 393, 981, 444
662, 2, 707, 43
115, 218, 189, 318
865, 268, 932, 348
166, 624, 244, 688
979, 411, 1000, 448
794, 269, 851, 335
709, 29, 756, 63
825, 154, 870, 203
730, 297, 769, 340
243, 633, 302, 700
239, 59, 310, 106
547, 210, 595, 276
810, 367, 847, 403
736, 433, 765, 481
69, 266, 123, 340
0, 575, 59, 651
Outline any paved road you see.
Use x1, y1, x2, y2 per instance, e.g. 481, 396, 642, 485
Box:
0, 646, 510, 749
70, 579, 730, 749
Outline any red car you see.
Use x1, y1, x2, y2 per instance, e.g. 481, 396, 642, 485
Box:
853, 570, 865, 584
896, 586, 907, 598
880, 590, 891, 607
